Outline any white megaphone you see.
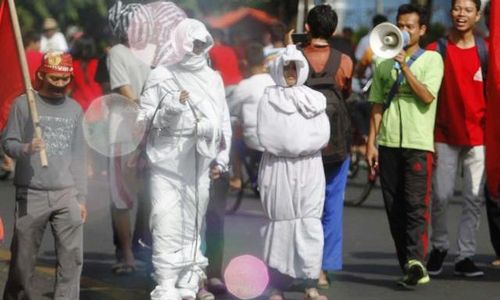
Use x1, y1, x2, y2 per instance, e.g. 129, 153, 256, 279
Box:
369, 22, 410, 59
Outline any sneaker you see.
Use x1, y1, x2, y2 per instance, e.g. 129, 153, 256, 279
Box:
454, 258, 484, 277
426, 248, 447, 276
397, 260, 430, 288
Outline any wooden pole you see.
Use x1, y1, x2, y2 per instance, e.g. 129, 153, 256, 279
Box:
7, 0, 48, 167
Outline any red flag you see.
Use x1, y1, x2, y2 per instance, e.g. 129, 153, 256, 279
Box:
0, 0, 24, 130
486, 0, 500, 197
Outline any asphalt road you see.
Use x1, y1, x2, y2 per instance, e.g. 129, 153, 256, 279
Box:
1, 169, 499, 300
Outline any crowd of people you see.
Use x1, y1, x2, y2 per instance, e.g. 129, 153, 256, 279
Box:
0, 0, 498, 299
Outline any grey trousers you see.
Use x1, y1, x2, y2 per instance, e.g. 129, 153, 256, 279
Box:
3, 188, 84, 300
431, 143, 485, 262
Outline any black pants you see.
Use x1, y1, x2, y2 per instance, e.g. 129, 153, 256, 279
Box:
379, 146, 432, 270
205, 173, 229, 279
485, 187, 500, 258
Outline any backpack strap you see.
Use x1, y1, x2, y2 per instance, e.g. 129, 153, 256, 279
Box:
436, 36, 488, 97
436, 37, 447, 60
474, 35, 488, 80
384, 47, 426, 110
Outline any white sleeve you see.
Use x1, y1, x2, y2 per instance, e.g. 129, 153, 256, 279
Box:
138, 83, 182, 128
215, 94, 232, 170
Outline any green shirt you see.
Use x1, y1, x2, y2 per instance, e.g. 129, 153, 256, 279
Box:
369, 50, 444, 152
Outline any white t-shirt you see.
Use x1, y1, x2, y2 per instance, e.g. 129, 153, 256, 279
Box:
40, 32, 68, 53
107, 44, 151, 98
229, 73, 275, 151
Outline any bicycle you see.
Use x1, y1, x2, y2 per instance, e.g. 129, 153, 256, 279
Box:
344, 89, 379, 207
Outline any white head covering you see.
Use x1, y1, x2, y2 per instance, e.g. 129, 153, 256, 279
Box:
108, 1, 187, 67
266, 45, 326, 118
165, 19, 222, 159
165, 18, 214, 69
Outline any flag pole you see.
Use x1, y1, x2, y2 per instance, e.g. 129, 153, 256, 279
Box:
7, 0, 48, 167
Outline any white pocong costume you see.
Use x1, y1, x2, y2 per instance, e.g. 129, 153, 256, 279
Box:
137, 19, 231, 300
257, 45, 330, 279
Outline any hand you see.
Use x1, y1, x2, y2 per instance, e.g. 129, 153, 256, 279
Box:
365, 143, 379, 175
23, 138, 45, 154
179, 90, 189, 104
210, 165, 222, 180
79, 204, 88, 223
285, 28, 295, 45
393, 50, 407, 69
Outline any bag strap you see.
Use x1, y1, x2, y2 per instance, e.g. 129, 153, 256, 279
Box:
139, 89, 170, 149
474, 35, 488, 81
384, 47, 425, 110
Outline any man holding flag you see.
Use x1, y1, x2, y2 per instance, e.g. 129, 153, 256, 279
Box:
2, 50, 88, 300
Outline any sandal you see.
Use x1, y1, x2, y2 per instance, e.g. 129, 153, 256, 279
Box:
304, 288, 328, 300
317, 271, 330, 290
491, 259, 500, 267
112, 263, 136, 275
268, 289, 284, 300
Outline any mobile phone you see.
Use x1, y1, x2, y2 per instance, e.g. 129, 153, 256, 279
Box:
291, 33, 308, 45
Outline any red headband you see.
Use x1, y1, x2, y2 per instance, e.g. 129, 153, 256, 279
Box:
37, 51, 73, 76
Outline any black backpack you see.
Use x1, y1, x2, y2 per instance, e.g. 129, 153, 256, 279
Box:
304, 48, 351, 165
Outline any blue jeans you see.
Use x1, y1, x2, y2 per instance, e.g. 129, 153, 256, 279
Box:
322, 157, 350, 271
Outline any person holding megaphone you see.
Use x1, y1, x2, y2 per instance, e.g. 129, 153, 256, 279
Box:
365, 4, 444, 288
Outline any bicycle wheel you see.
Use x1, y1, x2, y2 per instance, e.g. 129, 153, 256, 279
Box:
0, 169, 11, 181
344, 166, 377, 207
226, 183, 245, 215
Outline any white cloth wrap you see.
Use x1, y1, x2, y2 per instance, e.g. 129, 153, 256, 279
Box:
138, 18, 231, 299
256, 45, 329, 279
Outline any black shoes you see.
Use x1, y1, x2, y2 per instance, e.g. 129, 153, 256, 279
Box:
454, 258, 484, 277
427, 248, 448, 276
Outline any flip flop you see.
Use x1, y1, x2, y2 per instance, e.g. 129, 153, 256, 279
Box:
491, 259, 500, 267
112, 264, 136, 275
304, 288, 328, 300
268, 289, 284, 300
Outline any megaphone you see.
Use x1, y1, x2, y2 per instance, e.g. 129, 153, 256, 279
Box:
369, 22, 410, 59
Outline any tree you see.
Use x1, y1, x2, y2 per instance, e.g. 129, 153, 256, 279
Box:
14, 0, 110, 41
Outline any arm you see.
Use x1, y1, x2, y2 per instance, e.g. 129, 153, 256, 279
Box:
365, 61, 385, 170
107, 47, 137, 102
215, 98, 232, 170
394, 50, 441, 105
366, 103, 383, 170
137, 83, 183, 129
2, 100, 30, 159
70, 111, 87, 205
337, 54, 354, 100
116, 85, 138, 102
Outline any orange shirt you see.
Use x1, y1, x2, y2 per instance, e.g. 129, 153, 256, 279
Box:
302, 44, 353, 99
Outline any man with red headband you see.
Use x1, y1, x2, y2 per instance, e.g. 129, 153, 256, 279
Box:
2, 51, 87, 300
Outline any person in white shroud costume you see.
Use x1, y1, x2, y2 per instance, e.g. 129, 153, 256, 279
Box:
257, 45, 330, 300
137, 18, 231, 300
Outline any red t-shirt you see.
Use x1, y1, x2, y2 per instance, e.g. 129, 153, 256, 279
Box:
209, 44, 242, 87
427, 40, 486, 146
71, 59, 103, 111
